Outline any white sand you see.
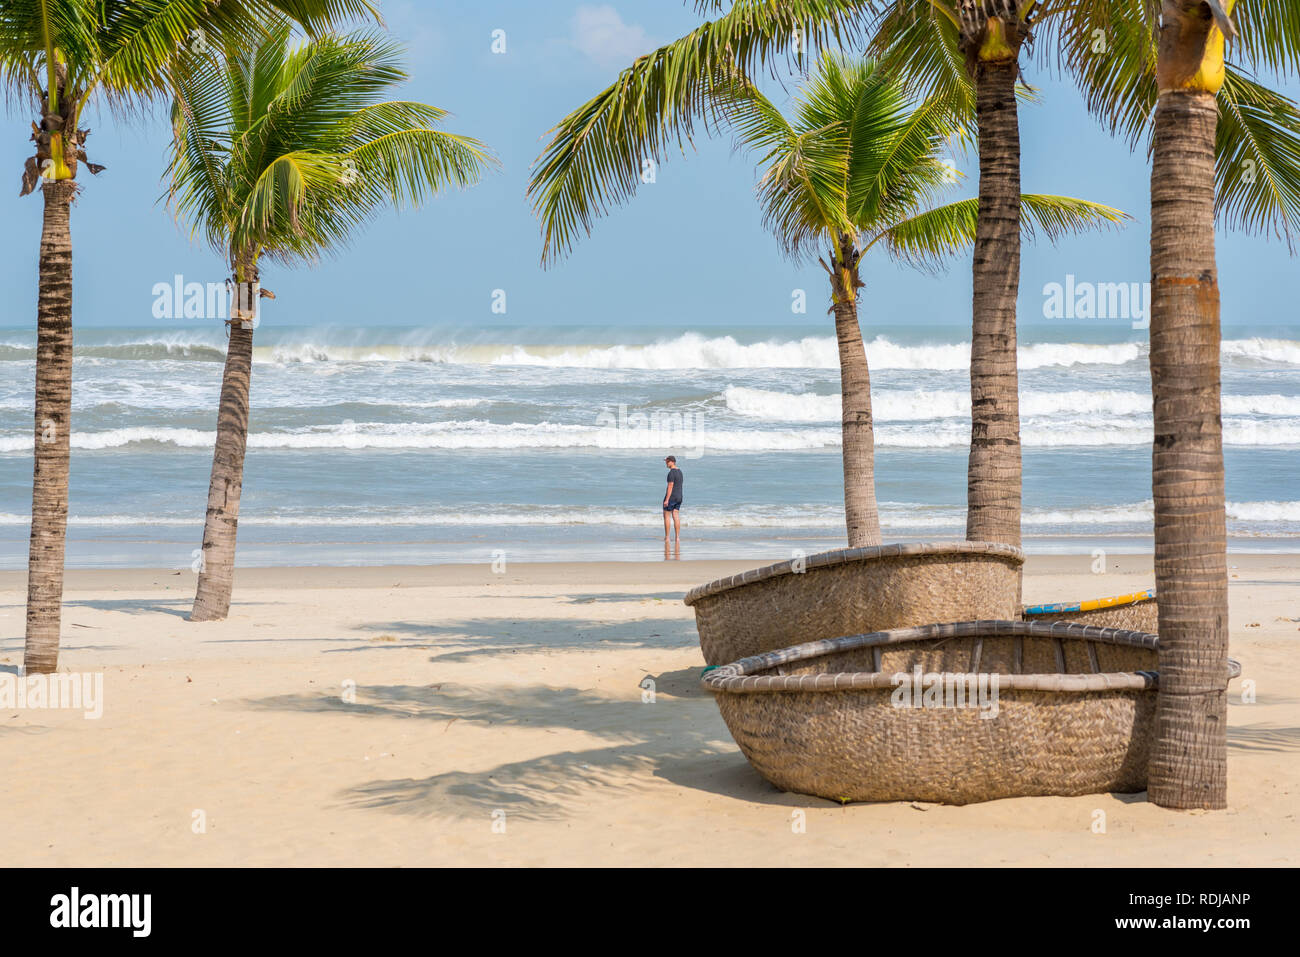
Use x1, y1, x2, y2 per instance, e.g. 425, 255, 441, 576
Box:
1, 554, 1296, 866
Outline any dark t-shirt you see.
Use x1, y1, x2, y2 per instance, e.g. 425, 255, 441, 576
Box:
666, 467, 684, 505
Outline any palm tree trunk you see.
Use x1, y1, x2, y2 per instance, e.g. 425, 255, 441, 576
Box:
829, 238, 881, 547
190, 270, 257, 622
1146, 5, 1231, 809
965, 54, 1023, 548
24, 180, 78, 675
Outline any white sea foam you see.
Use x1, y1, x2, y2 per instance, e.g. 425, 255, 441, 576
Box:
3, 331, 1298, 370
0, 499, 1295, 529
725, 386, 1152, 422
479, 335, 1151, 371
1221, 337, 1300, 366
1225, 499, 1300, 522
5, 413, 1300, 453
723, 386, 842, 421
724, 385, 1300, 423
2, 323, 1298, 552
0, 421, 841, 453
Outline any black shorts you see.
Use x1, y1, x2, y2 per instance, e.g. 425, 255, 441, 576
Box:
663, 502, 681, 512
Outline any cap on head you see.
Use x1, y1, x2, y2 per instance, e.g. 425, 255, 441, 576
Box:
665, 455, 676, 465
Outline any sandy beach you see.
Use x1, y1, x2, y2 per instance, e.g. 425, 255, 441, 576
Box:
1, 553, 1295, 867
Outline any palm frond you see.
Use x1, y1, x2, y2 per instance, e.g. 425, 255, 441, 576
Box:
342, 127, 494, 207
1038, 0, 1158, 149
1232, 0, 1300, 77
164, 26, 495, 269
864, 0, 974, 129
844, 69, 953, 227
1216, 66, 1300, 248
527, 0, 874, 264
0, 0, 384, 134
874, 193, 1130, 269
1041, 0, 1300, 245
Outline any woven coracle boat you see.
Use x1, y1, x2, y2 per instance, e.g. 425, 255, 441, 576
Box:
1023, 589, 1157, 632
702, 620, 1242, 805
683, 542, 1025, 666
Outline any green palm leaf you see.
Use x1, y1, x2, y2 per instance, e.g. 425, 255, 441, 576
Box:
924, 0, 1300, 245
2, 0, 384, 192
1216, 67, 1300, 246
720, 54, 1127, 268
1232, 0, 1300, 77
1036, 0, 1158, 148
864, 0, 973, 127
527, 0, 874, 265
166, 24, 496, 268
871, 193, 1131, 269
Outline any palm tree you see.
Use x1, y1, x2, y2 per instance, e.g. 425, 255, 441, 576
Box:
0, 0, 380, 674
859, 0, 1035, 548
951, 2, 1027, 547
1040, 0, 1300, 809
167, 24, 495, 621
708, 54, 1124, 544
1142, 0, 1235, 809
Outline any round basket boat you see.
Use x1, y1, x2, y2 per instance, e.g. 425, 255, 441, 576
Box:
702, 620, 1242, 805
683, 542, 1024, 666
1023, 589, 1157, 632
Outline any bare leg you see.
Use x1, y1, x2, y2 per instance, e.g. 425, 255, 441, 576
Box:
663, 508, 670, 540
672, 509, 681, 541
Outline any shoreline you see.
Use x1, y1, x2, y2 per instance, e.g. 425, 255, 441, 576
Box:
5, 534, 1300, 574
0, 551, 1294, 591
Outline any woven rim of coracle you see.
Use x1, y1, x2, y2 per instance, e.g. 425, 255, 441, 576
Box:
701, 619, 1242, 694
683, 541, 1026, 606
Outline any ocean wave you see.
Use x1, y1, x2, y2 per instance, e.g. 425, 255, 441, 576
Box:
1221, 337, 1300, 366
0, 394, 491, 413
723, 386, 842, 421
255, 335, 1149, 371
0, 421, 841, 453
479, 334, 840, 369
0, 506, 848, 529
723, 386, 1142, 421
4, 415, 1300, 452
887, 419, 1300, 449
6, 385, 1295, 422
0, 499, 1295, 529
907, 500, 1300, 528
2, 331, 1297, 370
877, 417, 1300, 448
1020, 500, 1300, 526
1224, 499, 1300, 522
0, 338, 227, 363
723, 386, 1300, 422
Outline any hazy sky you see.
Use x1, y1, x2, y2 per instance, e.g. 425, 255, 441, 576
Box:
0, 0, 1297, 332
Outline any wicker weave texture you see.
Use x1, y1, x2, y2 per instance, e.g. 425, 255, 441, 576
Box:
716, 688, 1154, 804
685, 543, 1025, 666
703, 620, 1241, 805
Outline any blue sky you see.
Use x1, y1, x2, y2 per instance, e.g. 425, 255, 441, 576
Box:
0, 0, 1297, 332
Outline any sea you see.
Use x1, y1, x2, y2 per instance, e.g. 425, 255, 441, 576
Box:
1, 320, 1298, 569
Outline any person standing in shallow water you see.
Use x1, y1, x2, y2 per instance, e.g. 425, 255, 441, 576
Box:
662, 455, 683, 541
